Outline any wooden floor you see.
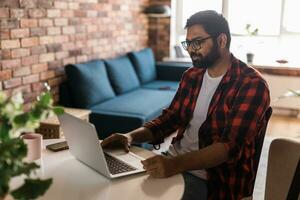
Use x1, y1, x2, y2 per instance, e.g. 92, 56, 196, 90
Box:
266, 114, 300, 138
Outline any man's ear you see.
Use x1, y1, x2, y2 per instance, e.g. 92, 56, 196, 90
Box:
218, 33, 227, 49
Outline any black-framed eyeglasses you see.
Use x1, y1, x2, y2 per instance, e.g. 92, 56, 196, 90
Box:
181, 36, 212, 51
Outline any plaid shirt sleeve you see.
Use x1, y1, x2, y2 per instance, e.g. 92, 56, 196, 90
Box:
220, 77, 270, 164
143, 69, 191, 144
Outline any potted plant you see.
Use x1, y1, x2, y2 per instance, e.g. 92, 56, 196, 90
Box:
245, 24, 258, 63
0, 85, 64, 200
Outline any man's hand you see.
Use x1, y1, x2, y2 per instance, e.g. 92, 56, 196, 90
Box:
101, 133, 132, 152
141, 155, 180, 178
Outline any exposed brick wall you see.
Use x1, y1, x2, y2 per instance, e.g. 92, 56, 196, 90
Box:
148, 0, 171, 61
0, 0, 150, 106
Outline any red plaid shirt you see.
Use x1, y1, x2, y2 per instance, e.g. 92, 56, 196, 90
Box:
143, 55, 270, 200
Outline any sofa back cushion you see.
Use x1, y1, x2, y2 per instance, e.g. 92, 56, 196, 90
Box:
129, 48, 156, 84
65, 60, 115, 108
105, 55, 140, 94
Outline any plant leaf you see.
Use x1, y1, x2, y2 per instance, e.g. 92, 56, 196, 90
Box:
11, 178, 52, 200
53, 107, 64, 115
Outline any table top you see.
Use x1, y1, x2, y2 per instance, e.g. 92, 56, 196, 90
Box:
41, 107, 91, 125
10, 139, 184, 200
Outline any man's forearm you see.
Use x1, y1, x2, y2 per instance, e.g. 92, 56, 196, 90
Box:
127, 127, 154, 144
172, 142, 229, 172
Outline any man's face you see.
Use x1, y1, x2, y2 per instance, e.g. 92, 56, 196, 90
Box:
185, 25, 221, 69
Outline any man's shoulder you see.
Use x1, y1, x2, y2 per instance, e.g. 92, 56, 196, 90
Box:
236, 58, 267, 84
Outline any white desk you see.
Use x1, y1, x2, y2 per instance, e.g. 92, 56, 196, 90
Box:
11, 139, 184, 200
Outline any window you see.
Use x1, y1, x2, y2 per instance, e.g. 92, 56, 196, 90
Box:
283, 0, 300, 32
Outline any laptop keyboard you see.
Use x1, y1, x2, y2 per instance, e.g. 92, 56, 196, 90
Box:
104, 153, 136, 175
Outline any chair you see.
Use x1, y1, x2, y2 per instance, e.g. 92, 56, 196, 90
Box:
265, 138, 300, 200
243, 107, 273, 200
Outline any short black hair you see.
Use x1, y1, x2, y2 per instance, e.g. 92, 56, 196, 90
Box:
185, 10, 231, 49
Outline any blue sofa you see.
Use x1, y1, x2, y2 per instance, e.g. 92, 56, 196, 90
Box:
60, 48, 189, 139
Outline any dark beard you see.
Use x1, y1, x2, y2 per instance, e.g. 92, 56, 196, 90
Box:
191, 40, 220, 69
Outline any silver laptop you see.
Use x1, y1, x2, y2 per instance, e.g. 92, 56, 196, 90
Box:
58, 112, 145, 179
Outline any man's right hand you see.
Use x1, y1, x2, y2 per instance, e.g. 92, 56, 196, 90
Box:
101, 133, 132, 153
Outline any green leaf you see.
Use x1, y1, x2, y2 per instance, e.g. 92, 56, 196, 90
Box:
53, 107, 64, 115
11, 162, 40, 177
39, 93, 51, 107
11, 178, 52, 200
13, 113, 30, 126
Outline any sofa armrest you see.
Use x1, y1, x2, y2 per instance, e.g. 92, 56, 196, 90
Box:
156, 61, 191, 81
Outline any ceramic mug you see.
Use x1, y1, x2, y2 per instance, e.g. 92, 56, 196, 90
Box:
21, 133, 42, 162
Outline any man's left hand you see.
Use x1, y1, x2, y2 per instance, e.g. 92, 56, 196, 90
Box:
141, 155, 180, 178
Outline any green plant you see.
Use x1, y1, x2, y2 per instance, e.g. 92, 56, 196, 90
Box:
0, 87, 64, 200
245, 24, 258, 36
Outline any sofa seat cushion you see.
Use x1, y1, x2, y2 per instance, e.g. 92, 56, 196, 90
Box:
105, 56, 140, 95
129, 48, 157, 84
65, 60, 115, 108
90, 89, 175, 122
142, 80, 179, 91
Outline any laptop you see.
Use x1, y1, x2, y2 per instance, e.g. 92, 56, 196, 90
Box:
58, 112, 145, 179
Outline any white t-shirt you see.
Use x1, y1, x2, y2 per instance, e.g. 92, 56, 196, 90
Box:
168, 70, 224, 179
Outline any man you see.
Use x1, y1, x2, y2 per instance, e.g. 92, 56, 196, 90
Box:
102, 10, 270, 200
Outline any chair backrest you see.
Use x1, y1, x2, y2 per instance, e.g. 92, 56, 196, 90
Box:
265, 138, 300, 200
253, 107, 273, 177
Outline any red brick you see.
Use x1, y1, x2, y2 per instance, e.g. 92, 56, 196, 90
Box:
63, 57, 75, 65
47, 9, 61, 18
0, 70, 12, 80
87, 25, 97, 33
61, 10, 74, 18
31, 63, 48, 73
1, 40, 20, 49
37, 0, 53, 9
1, 50, 11, 59
10, 9, 26, 18
23, 74, 39, 84
0, 29, 10, 40
12, 84, 31, 95
11, 48, 30, 58
62, 42, 75, 51
47, 44, 62, 52
0, 0, 19, 8
38, 18, 53, 27
1, 59, 21, 69
47, 27, 61, 35
28, 9, 46, 18
31, 82, 44, 92
13, 66, 31, 77
40, 70, 55, 80
55, 51, 69, 59
20, 0, 37, 8
76, 55, 88, 63
39, 53, 55, 63
21, 37, 39, 47
31, 45, 47, 55
87, 11, 98, 18
53, 35, 69, 43
4, 78, 22, 89
54, 2, 68, 9
54, 18, 68, 26
0, 8, 9, 18
20, 19, 38, 28
1, 19, 19, 29
39, 36, 54, 45
48, 60, 62, 69
68, 2, 79, 10
74, 10, 86, 18
30, 27, 46, 36
10, 28, 30, 39
21, 55, 39, 66
62, 26, 75, 34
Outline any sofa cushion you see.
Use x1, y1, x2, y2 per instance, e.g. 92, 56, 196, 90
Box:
142, 80, 179, 91
90, 89, 175, 122
65, 60, 115, 108
105, 56, 140, 95
129, 48, 156, 84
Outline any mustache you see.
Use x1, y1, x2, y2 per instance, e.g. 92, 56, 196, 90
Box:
190, 52, 203, 60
